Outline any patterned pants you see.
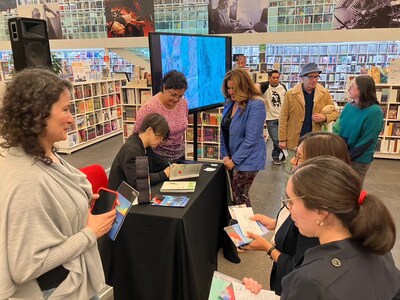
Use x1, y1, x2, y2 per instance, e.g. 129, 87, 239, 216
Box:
231, 170, 258, 207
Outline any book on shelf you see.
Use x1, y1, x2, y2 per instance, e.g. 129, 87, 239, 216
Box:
151, 195, 190, 208
68, 133, 79, 147
204, 145, 219, 159
375, 138, 382, 152
381, 89, 390, 103
160, 181, 196, 193
380, 139, 389, 152
389, 89, 398, 103
169, 164, 203, 180
380, 105, 388, 118
140, 90, 152, 104
386, 123, 394, 136
392, 123, 400, 137
388, 106, 398, 119
186, 127, 194, 141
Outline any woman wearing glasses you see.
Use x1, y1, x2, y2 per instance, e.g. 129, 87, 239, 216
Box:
334, 75, 383, 184
134, 70, 188, 162
244, 156, 400, 299
242, 132, 350, 295
220, 68, 266, 207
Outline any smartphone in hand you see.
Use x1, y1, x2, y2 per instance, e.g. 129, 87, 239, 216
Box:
91, 187, 118, 215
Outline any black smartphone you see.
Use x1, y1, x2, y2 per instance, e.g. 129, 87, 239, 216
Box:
91, 187, 118, 215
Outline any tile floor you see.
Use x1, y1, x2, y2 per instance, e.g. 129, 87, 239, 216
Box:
60, 133, 400, 290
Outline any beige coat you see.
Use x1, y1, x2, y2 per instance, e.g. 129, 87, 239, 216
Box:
278, 82, 339, 149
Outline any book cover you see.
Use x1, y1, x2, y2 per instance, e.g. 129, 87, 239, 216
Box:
209, 271, 277, 300
392, 123, 400, 137
223, 223, 253, 247
169, 164, 202, 180
108, 181, 139, 241
151, 195, 190, 207
388, 106, 398, 119
389, 89, 398, 103
160, 181, 196, 193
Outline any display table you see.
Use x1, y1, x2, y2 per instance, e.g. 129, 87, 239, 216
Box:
106, 163, 228, 300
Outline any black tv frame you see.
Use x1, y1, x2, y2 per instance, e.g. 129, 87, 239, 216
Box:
148, 31, 232, 114
148, 32, 232, 161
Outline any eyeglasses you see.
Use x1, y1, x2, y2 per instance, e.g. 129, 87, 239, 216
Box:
304, 75, 320, 80
281, 196, 305, 210
166, 89, 185, 100
293, 147, 304, 166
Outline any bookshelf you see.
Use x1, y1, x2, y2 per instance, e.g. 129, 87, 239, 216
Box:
58, 0, 107, 39
375, 83, 400, 159
154, 1, 208, 34
121, 85, 152, 142
186, 108, 222, 161
234, 41, 400, 106
0, 8, 18, 42
268, 0, 335, 32
55, 79, 123, 154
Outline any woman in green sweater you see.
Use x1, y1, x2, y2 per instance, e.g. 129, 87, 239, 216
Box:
335, 75, 383, 184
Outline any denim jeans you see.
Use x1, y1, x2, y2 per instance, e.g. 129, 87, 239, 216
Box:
266, 119, 283, 159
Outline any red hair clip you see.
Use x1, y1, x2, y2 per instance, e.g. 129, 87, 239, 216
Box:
358, 190, 368, 206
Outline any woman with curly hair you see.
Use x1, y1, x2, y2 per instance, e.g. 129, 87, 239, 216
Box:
0, 69, 116, 299
220, 68, 266, 207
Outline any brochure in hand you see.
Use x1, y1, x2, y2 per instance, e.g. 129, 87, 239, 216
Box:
209, 271, 279, 300
169, 163, 203, 180
160, 181, 196, 193
151, 194, 190, 207
224, 206, 269, 247
108, 181, 139, 241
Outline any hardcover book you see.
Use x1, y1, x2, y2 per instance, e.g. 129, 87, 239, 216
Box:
160, 181, 196, 193
169, 164, 202, 180
151, 195, 190, 207
108, 181, 139, 241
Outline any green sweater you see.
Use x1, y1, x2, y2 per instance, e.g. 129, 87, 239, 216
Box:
337, 102, 383, 164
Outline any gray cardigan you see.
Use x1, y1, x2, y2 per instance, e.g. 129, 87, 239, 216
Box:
0, 147, 105, 299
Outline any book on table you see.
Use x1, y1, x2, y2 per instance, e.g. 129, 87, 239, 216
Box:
169, 163, 203, 180
151, 195, 190, 207
160, 181, 196, 193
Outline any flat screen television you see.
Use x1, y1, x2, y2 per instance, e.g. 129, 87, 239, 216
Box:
148, 32, 232, 113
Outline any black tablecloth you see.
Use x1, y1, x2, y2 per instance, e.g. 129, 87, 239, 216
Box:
106, 163, 229, 300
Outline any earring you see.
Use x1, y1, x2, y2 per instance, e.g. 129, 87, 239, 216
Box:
316, 220, 324, 227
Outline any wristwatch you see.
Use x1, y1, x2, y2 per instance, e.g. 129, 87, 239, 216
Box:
266, 245, 276, 260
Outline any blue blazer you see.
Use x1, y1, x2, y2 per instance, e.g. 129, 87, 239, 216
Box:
220, 99, 266, 171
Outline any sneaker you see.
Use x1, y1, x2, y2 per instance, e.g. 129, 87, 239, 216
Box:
272, 157, 282, 165
280, 156, 286, 163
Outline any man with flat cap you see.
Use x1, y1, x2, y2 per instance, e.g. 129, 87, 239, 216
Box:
278, 62, 339, 182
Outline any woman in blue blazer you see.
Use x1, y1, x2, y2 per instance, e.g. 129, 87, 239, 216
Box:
220, 68, 266, 207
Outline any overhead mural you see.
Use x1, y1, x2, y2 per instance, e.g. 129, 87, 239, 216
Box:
334, 0, 399, 29
105, 0, 155, 37
208, 0, 268, 34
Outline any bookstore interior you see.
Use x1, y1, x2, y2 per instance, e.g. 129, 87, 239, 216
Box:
0, 0, 400, 160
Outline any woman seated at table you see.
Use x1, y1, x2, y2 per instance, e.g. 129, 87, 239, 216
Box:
108, 113, 171, 191
134, 70, 188, 162
242, 132, 351, 295
243, 156, 400, 299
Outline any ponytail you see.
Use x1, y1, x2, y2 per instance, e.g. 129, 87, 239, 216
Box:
291, 156, 396, 255
349, 194, 396, 255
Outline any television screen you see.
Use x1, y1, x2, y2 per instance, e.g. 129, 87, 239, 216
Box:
148, 32, 232, 113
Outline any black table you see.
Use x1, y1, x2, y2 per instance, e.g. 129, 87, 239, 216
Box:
106, 163, 229, 300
